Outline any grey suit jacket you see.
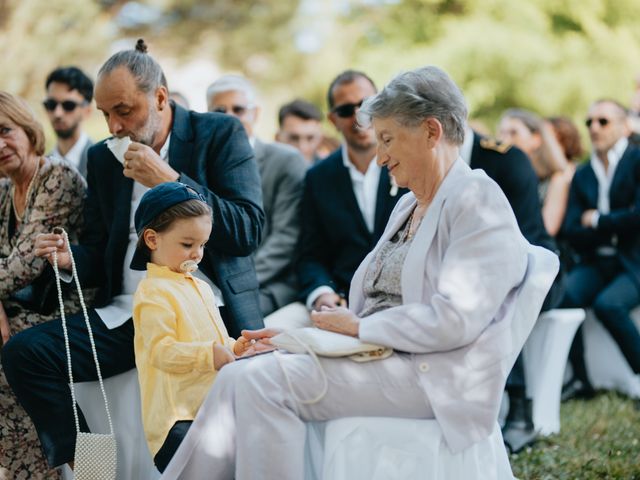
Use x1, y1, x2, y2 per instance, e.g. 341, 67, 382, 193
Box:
48, 136, 93, 179
77, 137, 92, 179
355, 160, 558, 452
253, 139, 306, 309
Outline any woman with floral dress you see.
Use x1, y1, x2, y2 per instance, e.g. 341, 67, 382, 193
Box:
0, 91, 85, 479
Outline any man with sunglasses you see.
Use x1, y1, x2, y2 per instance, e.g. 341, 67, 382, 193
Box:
561, 99, 640, 401
44, 66, 94, 178
296, 70, 407, 315
206, 75, 307, 317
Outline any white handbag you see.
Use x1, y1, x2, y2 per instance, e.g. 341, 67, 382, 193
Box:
52, 228, 117, 479
271, 327, 392, 361
270, 327, 392, 405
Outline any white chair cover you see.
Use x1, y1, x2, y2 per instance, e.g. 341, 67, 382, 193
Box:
583, 307, 640, 398
523, 308, 585, 435
264, 301, 312, 331
61, 369, 160, 480
305, 418, 514, 480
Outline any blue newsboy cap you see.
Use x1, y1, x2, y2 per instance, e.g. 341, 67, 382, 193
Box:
130, 182, 206, 271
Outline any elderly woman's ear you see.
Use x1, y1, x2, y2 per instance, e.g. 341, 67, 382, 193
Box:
422, 117, 443, 147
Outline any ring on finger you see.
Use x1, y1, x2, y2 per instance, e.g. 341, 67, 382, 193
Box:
125, 160, 129, 169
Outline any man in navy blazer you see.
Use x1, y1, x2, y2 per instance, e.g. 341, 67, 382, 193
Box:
2, 41, 264, 469
562, 99, 640, 397
296, 70, 407, 311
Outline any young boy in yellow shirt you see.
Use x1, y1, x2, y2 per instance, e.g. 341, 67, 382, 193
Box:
130, 182, 253, 472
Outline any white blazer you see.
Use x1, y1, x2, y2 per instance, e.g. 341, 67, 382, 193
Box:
354, 159, 558, 452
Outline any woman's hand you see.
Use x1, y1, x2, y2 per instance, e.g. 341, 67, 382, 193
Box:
0, 301, 10, 346
311, 306, 360, 337
34, 232, 71, 270
313, 292, 347, 310
213, 344, 235, 370
234, 328, 281, 357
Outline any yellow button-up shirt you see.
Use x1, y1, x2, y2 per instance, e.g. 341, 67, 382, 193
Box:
132, 263, 235, 456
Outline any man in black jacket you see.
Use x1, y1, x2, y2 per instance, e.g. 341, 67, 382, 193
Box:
296, 70, 407, 312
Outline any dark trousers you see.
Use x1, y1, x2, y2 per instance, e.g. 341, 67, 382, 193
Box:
154, 420, 193, 473
506, 267, 565, 397
1, 310, 135, 468
562, 259, 640, 383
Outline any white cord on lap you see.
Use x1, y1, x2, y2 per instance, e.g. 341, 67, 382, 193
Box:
273, 332, 328, 405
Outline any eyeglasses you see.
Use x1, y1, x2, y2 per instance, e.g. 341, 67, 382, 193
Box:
211, 105, 253, 116
585, 117, 610, 128
331, 100, 364, 118
42, 99, 87, 112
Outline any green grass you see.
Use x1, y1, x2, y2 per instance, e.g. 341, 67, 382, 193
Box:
510, 392, 640, 479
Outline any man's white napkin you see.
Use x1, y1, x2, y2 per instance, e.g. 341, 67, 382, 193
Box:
106, 136, 132, 165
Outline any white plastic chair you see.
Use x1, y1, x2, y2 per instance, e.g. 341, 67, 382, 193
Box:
61, 369, 160, 480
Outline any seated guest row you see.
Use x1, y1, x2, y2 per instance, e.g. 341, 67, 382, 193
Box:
0, 38, 638, 478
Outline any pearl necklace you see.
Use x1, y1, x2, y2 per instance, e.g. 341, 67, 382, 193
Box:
51, 227, 114, 437
11, 161, 40, 223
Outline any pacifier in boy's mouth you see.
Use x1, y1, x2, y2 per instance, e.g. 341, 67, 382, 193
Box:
179, 260, 198, 273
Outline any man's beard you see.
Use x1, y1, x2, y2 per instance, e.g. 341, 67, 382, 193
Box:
133, 105, 162, 147
54, 124, 79, 140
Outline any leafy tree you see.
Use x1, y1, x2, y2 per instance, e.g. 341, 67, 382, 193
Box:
0, 0, 109, 99
337, 0, 640, 132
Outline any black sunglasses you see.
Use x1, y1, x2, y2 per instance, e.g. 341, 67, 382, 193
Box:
332, 100, 364, 118
585, 117, 610, 128
212, 105, 252, 116
42, 99, 87, 112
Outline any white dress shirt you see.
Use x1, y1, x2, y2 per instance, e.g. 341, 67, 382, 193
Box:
341, 143, 380, 233
96, 135, 223, 329
306, 144, 380, 309
590, 137, 628, 223
50, 132, 90, 170
590, 136, 627, 256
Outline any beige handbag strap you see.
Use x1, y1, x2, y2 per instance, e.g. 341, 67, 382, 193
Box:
51, 228, 114, 436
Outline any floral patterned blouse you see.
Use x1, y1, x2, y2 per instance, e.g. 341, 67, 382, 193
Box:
0, 157, 85, 300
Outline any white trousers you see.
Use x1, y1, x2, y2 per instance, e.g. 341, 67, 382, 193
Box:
161, 352, 433, 480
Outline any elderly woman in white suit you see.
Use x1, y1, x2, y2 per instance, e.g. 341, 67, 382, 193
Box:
161, 66, 558, 479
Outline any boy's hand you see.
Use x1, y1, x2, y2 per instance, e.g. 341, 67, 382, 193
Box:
213, 344, 235, 370
234, 328, 281, 357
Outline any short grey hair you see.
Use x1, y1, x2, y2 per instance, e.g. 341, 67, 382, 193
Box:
357, 66, 468, 145
206, 74, 257, 106
97, 39, 167, 95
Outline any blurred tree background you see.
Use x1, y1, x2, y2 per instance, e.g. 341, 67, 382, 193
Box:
2, 0, 640, 144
